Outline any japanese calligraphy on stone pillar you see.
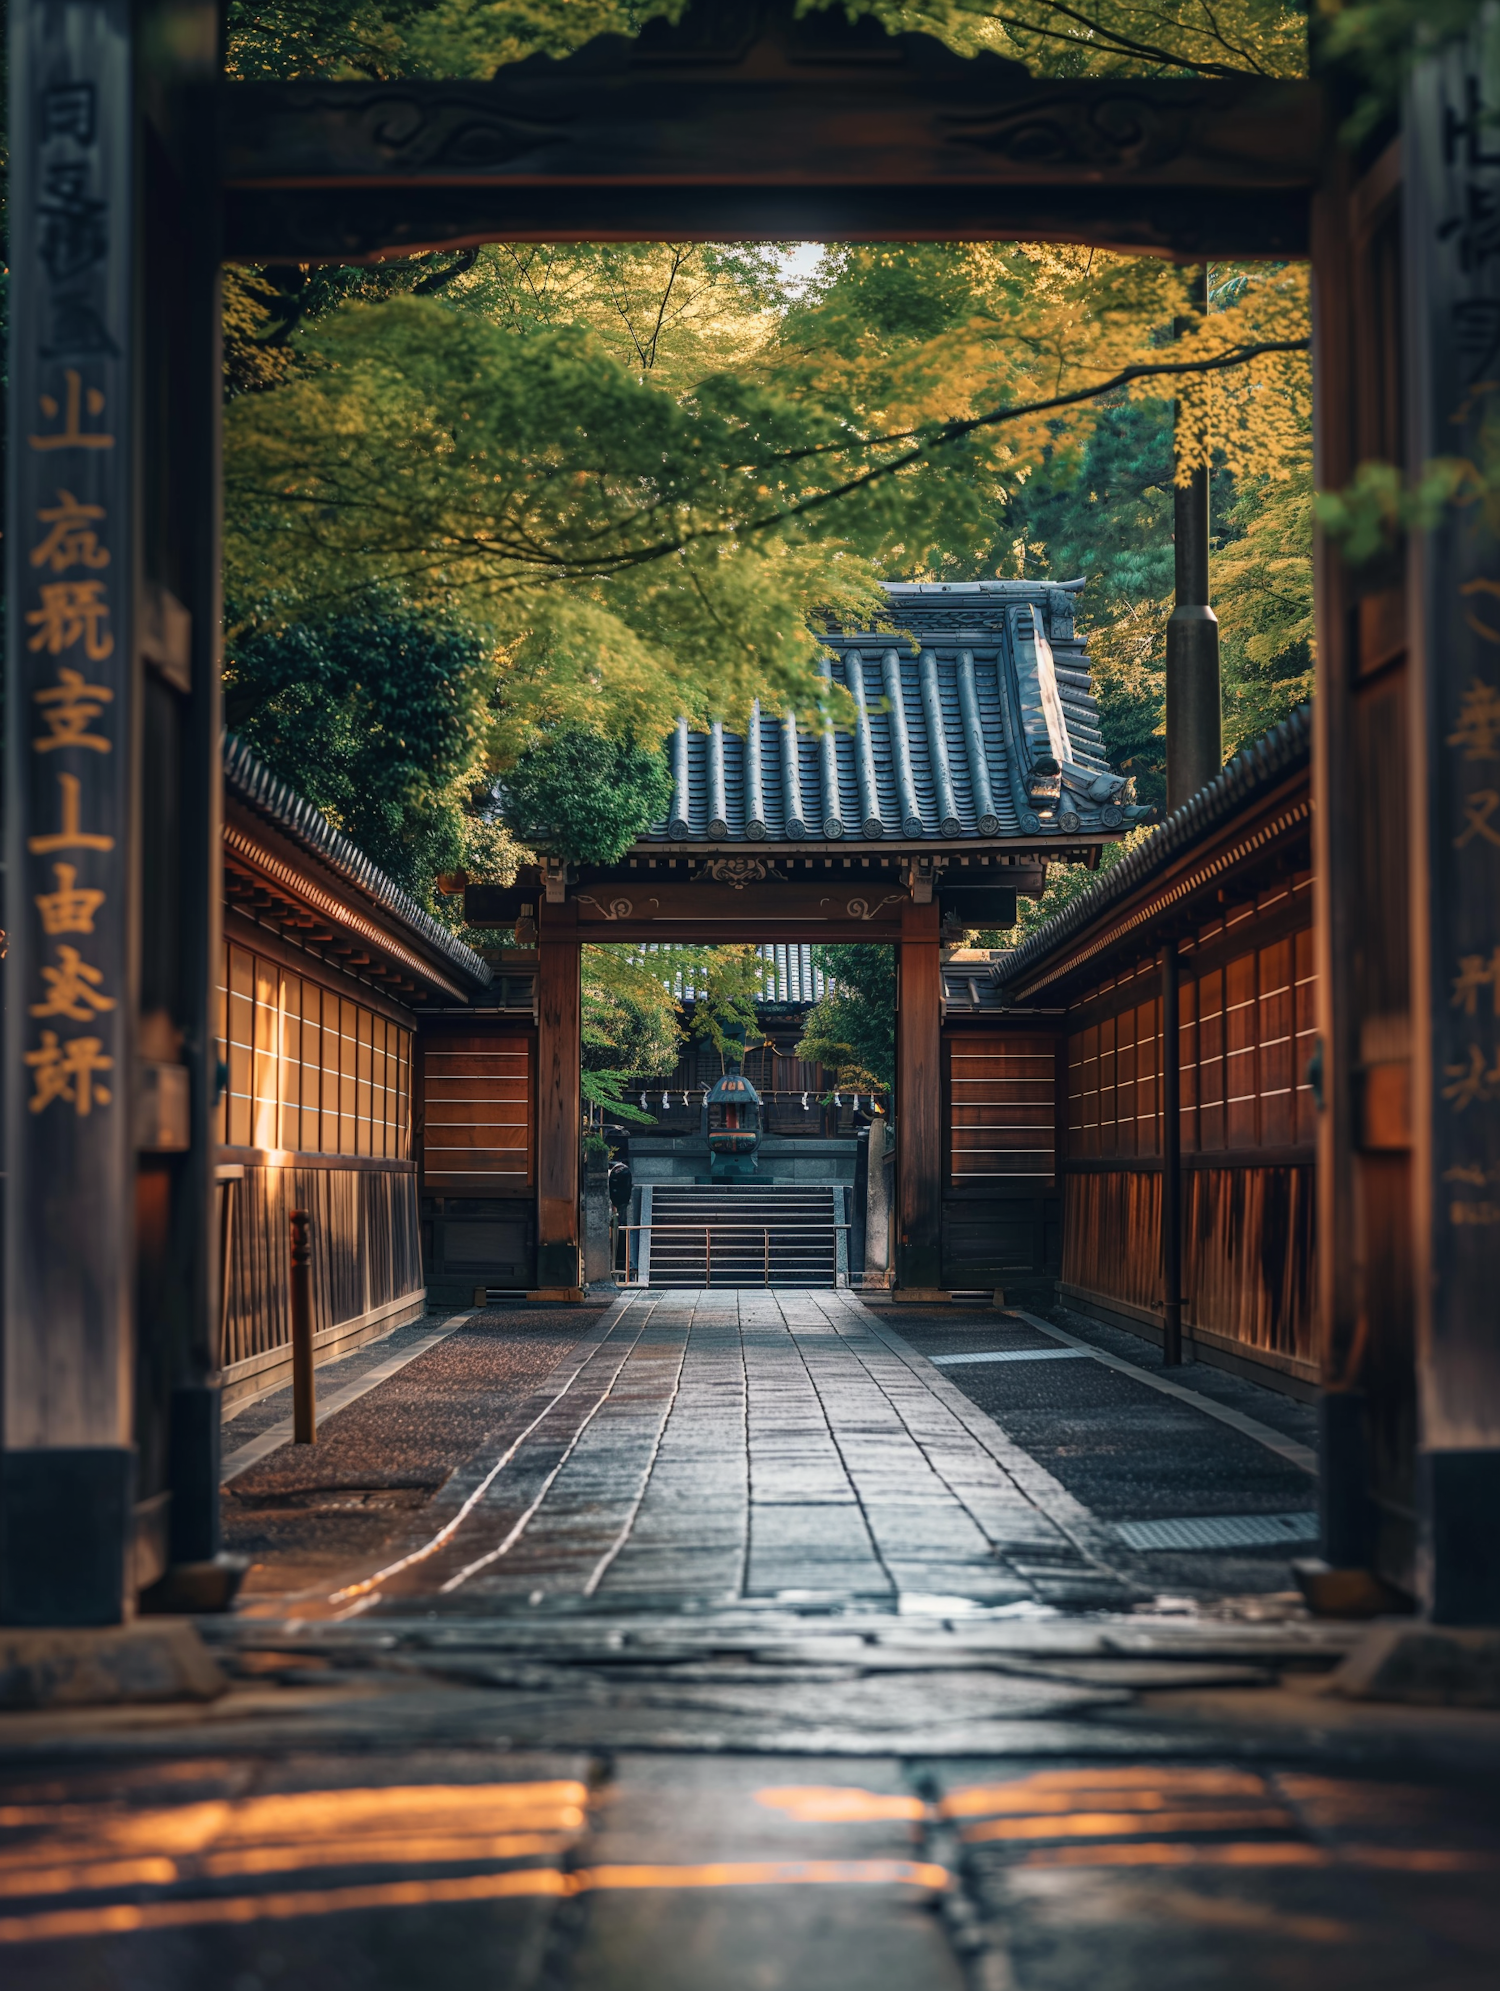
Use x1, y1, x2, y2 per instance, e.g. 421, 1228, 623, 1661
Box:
5, 0, 134, 1435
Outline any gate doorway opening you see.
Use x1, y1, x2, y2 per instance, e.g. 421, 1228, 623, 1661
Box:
600, 942, 885, 1291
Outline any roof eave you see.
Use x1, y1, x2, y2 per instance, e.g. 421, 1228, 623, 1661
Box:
994, 706, 1314, 1003
222, 736, 493, 995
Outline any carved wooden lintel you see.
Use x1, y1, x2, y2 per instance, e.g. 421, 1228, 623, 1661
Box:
219, 0, 1323, 262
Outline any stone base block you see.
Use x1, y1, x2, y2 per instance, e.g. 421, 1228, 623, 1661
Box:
1292, 1558, 1408, 1620
1327, 1624, 1500, 1706
139, 1554, 250, 1616
0, 1619, 227, 1710
527, 1287, 586, 1303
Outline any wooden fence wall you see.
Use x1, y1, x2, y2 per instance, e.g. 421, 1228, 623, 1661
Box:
220, 1160, 424, 1409
1058, 871, 1320, 1385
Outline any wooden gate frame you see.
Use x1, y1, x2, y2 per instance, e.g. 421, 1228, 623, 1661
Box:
17, 0, 1490, 1625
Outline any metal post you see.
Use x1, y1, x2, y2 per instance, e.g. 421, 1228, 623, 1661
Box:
290, 1210, 316, 1445
1161, 945, 1183, 1367
1166, 266, 1222, 811
705, 1225, 712, 1289
765, 1227, 770, 1287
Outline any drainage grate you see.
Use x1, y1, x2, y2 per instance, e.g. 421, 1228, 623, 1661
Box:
931, 1347, 1092, 1367
1114, 1511, 1319, 1552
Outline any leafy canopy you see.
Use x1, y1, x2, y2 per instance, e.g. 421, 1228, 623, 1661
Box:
223, 604, 514, 893
687, 948, 769, 1066
499, 726, 674, 864
581, 944, 692, 1123
220, 1, 1321, 904
797, 946, 896, 1096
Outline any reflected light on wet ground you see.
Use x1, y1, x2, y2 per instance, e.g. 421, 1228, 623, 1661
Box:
0, 1775, 949, 1947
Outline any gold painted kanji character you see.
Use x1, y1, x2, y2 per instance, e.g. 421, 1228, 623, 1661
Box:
1451, 946, 1500, 1015
31, 945, 115, 1021
28, 371, 114, 452
34, 863, 105, 936
1456, 788, 1500, 849
1448, 677, 1500, 759
24, 581, 113, 662
27, 773, 114, 855
32, 667, 112, 753
25, 1030, 112, 1115
1442, 1042, 1500, 1110
1452, 1199, 1500, 1224
30, 490, 109, 573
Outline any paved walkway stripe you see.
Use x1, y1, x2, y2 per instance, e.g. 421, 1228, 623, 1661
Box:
438, 1303, 672, 1595
221, 1310, 481, 1484
1115, 1511, 1319, 1551
327, 1297, 648, 1605
931, 1348, 1092, 1367
1007, 1309, 1319, 1477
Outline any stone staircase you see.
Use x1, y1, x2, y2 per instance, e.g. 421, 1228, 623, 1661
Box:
638, 1183, 847, 1288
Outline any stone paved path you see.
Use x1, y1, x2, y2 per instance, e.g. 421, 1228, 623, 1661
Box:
7, 1294, 1500, 1989
317, 1291, 1132, 1620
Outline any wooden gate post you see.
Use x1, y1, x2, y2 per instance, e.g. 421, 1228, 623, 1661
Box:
1406, 33, 1500, 1624
536, 899, 583, 1298
2, 0, 225, 1622
2, 0, 141, 1624
896, 896, 944, 1293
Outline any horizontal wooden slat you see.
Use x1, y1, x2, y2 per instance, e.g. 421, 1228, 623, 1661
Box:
947, 1031, 1058, 1190
421, 1034, 534, 1190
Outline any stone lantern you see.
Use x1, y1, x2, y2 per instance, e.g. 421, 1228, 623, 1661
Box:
706, 1068, 762, 1181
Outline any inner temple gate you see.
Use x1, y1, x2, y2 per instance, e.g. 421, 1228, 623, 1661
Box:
451, 579, 1146, 1300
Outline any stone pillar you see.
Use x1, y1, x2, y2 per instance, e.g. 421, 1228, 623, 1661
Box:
583, 1148, 612, 1287
536, 901, 582, 1297
896, 899, 943, 1292
863, 1117, 891, 1284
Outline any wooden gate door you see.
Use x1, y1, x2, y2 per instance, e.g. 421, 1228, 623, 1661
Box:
942, 1023, 1064, 1295
417, 1026, 536, 1304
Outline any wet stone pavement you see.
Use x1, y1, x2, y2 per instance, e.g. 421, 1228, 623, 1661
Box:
3, 1290, 1499, 1989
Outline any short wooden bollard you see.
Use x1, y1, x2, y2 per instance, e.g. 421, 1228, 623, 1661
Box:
290, 1208, 316, 1444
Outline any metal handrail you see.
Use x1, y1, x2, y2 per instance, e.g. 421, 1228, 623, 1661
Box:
619, 1221, 851, 1288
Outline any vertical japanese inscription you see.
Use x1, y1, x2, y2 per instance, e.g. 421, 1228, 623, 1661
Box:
1409, 31, 1500, 1434
5, 1, 134, 1446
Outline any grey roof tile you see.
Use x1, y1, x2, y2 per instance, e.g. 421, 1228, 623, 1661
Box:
639, 580, 1146, 848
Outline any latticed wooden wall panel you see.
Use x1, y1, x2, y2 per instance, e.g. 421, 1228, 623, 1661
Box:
1179, 926, 1317, 1154
218, 941, 411, 1158
1065, 1001, 1161, 1160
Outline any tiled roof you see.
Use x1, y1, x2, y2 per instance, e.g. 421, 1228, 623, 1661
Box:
638, 943, 828, 1005
223, 735, 493, 992
641, 581, 1148, 849
994, 704, 1312, 997
942, 953, 1015, 1011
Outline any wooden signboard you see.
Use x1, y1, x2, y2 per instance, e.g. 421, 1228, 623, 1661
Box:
570, 878, 909, 942
3, 0, 137, 1622
1407, 26, 1500, 1621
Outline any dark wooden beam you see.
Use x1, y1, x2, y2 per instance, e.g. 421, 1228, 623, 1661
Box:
536, 900, 582, 1297
219, 1, 1323, 261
